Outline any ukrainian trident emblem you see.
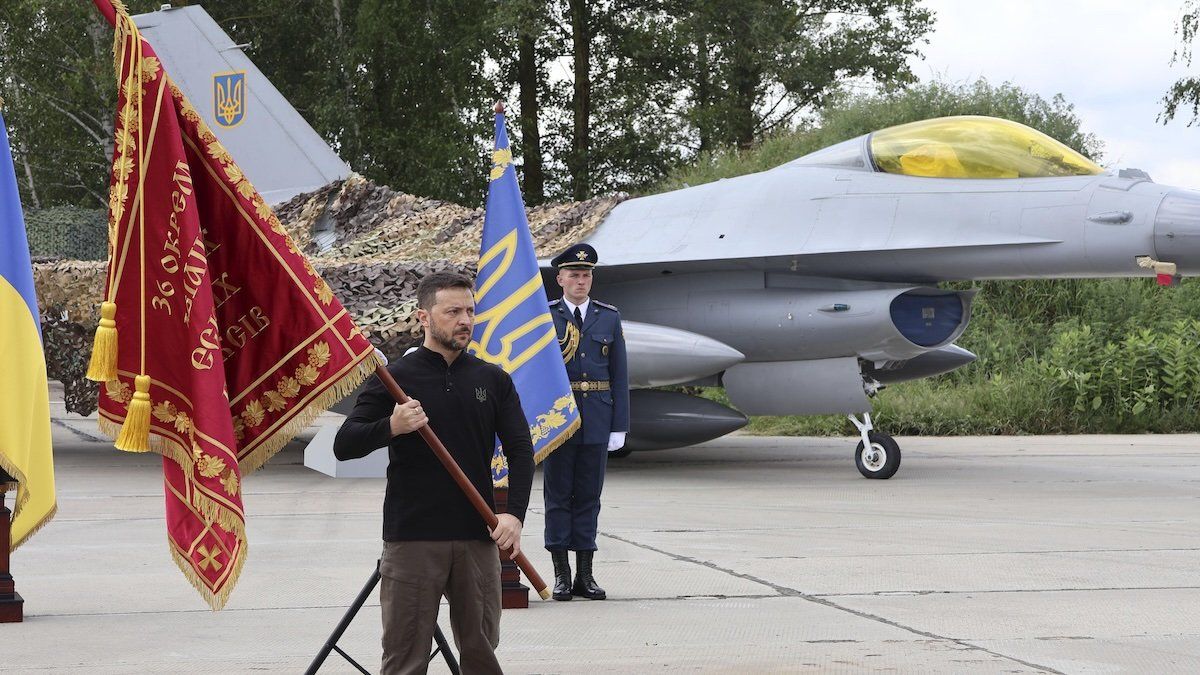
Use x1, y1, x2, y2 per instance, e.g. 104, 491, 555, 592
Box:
213, 72, 246, 127
476, 387, 488, 403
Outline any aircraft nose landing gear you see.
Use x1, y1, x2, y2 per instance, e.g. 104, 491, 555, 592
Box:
849, 412, 901, 479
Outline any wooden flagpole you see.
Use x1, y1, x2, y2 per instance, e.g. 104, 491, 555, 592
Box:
0, 470, 23, 622
373, 366, 550, 599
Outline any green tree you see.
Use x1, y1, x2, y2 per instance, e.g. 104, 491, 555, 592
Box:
205, 1, 362, 161
489, 0, 559, 205
0, 0, 161, 208
215, 0, 499, 204
1162, 0, 1200, 125
535, 0, 688, 201
676, 0, 936, 151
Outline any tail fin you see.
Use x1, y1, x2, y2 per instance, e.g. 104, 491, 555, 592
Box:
134, 5, 349, 204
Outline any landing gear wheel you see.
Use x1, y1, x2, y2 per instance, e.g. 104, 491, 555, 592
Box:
855, 432, 901, 479
608, 447, 633, 459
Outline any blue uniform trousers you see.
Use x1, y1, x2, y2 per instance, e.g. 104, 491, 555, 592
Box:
542, 442, 607, 552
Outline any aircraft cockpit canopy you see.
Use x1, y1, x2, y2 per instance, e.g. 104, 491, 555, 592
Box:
793, 116, 1104, 179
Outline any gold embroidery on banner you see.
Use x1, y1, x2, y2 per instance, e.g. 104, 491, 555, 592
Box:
315, 280, 335, 305
295, 363, 320, 386
223, 162, 244, 183
277, 376, 301, 399
253, 198, 274, 223
106, 379, 132, 404
241, 400, 265, 428
172, 411, 191, 435
308, 342, 331, 368
529, 393, 577, 445
491, 452, 508, 487
238, 350, 375, 459
262, 390, 287, 412
231, 341, 333, 439
139, 56, 161, 84
220, 471, 239, 496
196, 544, 223, 572
196, 454, 226, 478
152, 400, 175, 424
489, 148, 513, 181
180, 133, 352, 355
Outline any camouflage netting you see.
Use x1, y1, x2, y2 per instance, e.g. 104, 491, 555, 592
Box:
26, 206, 108, 260
36, 174, 627, 415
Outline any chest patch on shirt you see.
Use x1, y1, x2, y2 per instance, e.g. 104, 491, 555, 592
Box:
476, 387, 489, 403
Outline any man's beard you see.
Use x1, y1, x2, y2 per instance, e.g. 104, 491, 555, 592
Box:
432, 324, 471, 352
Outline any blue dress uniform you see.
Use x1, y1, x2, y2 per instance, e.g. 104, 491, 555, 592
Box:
543, 243, 629, 600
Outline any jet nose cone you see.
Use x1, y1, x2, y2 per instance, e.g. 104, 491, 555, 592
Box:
1155, 190, 1200, 273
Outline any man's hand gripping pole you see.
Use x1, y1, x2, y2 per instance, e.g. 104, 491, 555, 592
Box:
373, 366, 551, 600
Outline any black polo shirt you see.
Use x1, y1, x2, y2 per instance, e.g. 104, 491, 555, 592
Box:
333, 346, 534, 542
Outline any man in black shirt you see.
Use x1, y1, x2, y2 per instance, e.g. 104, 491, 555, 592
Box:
333, 272, 534, 675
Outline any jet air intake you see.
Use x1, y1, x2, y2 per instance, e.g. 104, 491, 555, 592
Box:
888, 290, 968, 347
1155, 190, 1200, 274
773, 286, 978, 363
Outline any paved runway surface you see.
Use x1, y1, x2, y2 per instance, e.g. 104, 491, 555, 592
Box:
7, 391, 1200, 673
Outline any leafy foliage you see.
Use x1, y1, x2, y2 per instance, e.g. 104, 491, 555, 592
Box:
741, 279, 1200, 436
3, 0, 938, 209
0, 0, 161, 208
1162, 0, 1200, 125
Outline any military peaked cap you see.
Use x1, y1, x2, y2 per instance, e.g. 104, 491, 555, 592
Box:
552, 243, 598, 269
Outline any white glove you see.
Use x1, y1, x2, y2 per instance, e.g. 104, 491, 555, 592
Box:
607, 432, 627, 452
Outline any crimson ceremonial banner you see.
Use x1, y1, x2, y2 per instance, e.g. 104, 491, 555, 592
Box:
89, 1, 379, 608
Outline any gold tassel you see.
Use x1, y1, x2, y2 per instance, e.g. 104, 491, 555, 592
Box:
86, 302, 119, 382
115, 374, 152, 452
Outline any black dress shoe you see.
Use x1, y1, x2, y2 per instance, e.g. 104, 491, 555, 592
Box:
550, 550, 573, 601
572, 550, 606, 600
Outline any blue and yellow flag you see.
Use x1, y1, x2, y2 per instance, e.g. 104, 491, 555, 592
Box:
0, 106, 56, 548
471, 106, 579, 484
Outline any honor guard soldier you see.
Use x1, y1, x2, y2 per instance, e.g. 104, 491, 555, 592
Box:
545, 243, 629, 600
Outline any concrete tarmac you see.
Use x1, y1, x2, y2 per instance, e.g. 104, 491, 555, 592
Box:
6, 391, 1200, 673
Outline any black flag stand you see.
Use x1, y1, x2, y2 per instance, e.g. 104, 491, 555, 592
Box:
305, 560, 460, 675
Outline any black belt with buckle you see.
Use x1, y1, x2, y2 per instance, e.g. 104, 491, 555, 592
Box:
570, 380, 610, 392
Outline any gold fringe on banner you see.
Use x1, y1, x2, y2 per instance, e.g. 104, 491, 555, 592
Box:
168, 538, 246, 612
237, 353, 382, 476
534, 416, 581, 464
0, 455, 58, 552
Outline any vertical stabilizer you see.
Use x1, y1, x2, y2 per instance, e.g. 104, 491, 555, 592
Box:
133, 5, 349, 204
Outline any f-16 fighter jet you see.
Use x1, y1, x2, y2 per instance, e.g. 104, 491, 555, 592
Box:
576, 115, 1197, 477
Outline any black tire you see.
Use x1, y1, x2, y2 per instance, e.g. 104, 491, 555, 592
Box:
608, 447, 634, 459
855, 432, 901, 479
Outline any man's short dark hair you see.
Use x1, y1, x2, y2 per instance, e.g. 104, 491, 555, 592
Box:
416, 271, 474, 309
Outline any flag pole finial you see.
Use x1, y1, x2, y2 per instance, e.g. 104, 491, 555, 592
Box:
494, 101, 506, 114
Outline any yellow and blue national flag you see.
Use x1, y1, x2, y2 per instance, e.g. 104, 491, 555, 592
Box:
0, 107, 56, 548
471, 107, 580, 484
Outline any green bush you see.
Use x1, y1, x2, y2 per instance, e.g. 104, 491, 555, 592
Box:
738, 280, 1200, 437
